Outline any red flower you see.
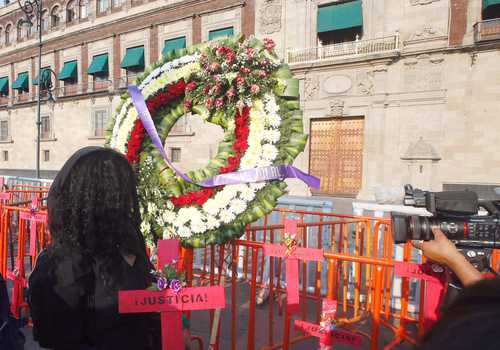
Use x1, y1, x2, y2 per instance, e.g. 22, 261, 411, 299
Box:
205, 98, 214, 109
226, 88, 236, 98
225, 51, 236, 63
240, 66, 251, 75
185, 81, 197, 92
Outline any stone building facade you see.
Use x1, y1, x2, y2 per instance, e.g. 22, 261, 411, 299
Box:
254, 0, 500, 200
0, 0, 500, 202
0, 0, 255, 177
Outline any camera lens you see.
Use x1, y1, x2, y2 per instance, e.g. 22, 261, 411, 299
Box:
391, 213, 410, 243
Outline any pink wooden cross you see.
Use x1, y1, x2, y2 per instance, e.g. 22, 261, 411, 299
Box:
262, 219, 323, 313
19, 197, 47, 258
394, 261, 446, 330
294, 299, 362, 349
119, 239, 226, 350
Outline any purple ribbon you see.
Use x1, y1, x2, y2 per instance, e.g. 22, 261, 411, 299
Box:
128, 85, 320, 189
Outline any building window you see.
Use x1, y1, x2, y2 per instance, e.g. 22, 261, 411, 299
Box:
170, 148, 181, 162
80, 0, 88, 19
41, 115, 52, 140
51, 6, 60, 27
98, 0, 109, 13
0, 120, 8, 141
92, 109, 108, 137
121, 46, 145, 78
43, 150, 50, 162
317, 0, 363, 45
208, 27, 234, 41
41, 10, 49, 31
483, 1, 500, 20
112, 0, 121, 8
16, 21, 24, 41
5, 24, 11, 45
66, 1, 75, 23
2, 151, 8, 162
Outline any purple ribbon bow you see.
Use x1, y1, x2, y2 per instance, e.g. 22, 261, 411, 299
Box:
127, 85, 320, 189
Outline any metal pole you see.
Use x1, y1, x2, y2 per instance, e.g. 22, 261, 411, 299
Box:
35, 0, 42, 179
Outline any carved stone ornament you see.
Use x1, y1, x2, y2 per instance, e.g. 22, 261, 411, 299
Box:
356, 72, 374, 95
408, 24, 444, 41
259, 0, 282, 35
304, 75, 320, 99
401, 137, 441, 161
329, 99, 344, 116
409, 0, 440, 5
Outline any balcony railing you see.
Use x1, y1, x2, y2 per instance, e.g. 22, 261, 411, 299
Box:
286, 34, 400, 65
474, 18, 500, 43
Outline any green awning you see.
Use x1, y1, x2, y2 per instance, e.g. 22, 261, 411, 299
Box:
58, 61, 78, 81
0, 77, 8, 95
317, 0, 363, 33
162, 37, 186, 57
484, 0, 500, 9
121, 46, 144, 69
208, 27, 234, 40
33, 67, 51, 85
12, 72, 29, 91
87, 54, 109, 75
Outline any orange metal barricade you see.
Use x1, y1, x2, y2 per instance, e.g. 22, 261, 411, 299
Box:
0, 192, 499, 349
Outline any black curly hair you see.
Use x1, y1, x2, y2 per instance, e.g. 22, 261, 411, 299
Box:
47, 146, 151, 290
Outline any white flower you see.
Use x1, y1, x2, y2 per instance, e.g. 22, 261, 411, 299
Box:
219, 209, 236, 224
191, 221, 207, 234
203, 199, 220, 216
263, 129, 281, 144
240, 155, 259, 169
257, 159, 272, 167
177, 226, 191, 238
250, 182, 266, 191
166, 201, 174, 210
162, 210, 176, 224
176, 208, 193, 225
205, 215, 220, 230
140, 221, 151, 234
240, 185, 256, 201
163, 226, 176, 239
230, 199, 247, 215
264, 95, 280, 114
266, 114, 281, 128
262, 144, 278, 161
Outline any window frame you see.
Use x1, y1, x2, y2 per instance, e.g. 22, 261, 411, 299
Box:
40, 115, 53, 140
91, 108, 109, 138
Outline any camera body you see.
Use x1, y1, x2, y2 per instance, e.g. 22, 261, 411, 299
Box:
391, 185, 500, 248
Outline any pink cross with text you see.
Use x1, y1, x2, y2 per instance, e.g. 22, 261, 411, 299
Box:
119, 239, 226, 350
263, 219, 324, 313
19, 197, 47, 258
294, 299, 362, 349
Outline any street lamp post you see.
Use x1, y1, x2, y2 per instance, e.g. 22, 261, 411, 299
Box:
18, 0, 43, 179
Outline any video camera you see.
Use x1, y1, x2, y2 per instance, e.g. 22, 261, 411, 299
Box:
391, 185, 500, 249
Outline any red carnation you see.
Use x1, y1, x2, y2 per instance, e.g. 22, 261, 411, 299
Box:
185, 81, 197, 92
184, 99, 193, 110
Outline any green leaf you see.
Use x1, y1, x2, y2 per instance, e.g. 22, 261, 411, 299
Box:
192, 105, 209, 120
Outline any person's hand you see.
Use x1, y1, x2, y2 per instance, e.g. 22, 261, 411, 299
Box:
411, 227, 461, 265
412, 226, 483, 286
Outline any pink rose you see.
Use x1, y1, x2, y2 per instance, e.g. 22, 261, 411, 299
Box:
258, 70, 267, 78
215, 98, 225, 108
236, 75, 246, 87
240, 66, 251, 75
209, 62, 220, 72
184, 99, 193, 110
226, 88, 236, 98
205, 98, 214, 109
264, 38, 276, 51
185, 81, 197, 92
250, 84, 260, 94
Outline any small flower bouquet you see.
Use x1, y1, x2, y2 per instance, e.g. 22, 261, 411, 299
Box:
148, 261, 187, 294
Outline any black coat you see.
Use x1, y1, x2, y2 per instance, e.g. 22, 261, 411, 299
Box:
29, 249, 159, 350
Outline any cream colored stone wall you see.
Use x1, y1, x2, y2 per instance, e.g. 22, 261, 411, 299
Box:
0, 95, 120, 172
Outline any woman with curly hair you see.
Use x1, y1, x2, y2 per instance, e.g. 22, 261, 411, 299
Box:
28, 147, 159, 350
